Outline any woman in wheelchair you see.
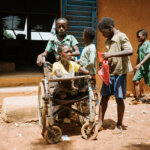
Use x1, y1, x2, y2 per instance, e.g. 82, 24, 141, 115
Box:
38, 44, 98, 144
52, 44, 89, 99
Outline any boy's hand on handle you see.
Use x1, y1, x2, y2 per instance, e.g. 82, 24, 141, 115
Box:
36, 55, 43, 66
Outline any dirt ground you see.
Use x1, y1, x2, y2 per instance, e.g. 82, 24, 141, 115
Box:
0, 95, 150, 150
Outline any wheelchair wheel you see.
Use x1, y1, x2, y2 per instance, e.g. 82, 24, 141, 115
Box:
81, 122, 98, 140
44, 126, 62, 144
38, 82, 45, 127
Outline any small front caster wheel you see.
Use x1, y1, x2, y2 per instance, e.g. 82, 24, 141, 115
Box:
81, 122, 98, 140
44, 126, 62, 144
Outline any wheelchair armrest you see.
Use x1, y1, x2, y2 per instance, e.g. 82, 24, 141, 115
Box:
48, 75, 91, 82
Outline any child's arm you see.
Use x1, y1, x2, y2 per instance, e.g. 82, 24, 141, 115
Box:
36, 50, 49, 66
103, 33, 133, 59
70, 35, 80, 56
103, 49, 133, 59
72, 45, 80, 56
52, 62, 63, 77
135, 53, 150, 70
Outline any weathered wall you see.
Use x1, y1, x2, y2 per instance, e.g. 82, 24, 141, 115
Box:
96, 0, 150, 94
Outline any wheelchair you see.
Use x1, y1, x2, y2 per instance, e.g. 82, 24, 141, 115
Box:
38, 57, 98, 144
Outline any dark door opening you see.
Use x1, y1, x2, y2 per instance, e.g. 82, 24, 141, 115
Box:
0, 0, 60, 73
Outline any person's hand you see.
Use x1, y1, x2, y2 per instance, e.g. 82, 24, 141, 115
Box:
103, 52, 113, 59
134, 63, 141, 70
55, 70, 63, 77
103, 52, 112, 59
36, 55, 43, 66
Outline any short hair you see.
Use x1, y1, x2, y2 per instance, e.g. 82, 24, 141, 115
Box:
98, 17, 115, 31
84, 27, 95, 42
57, 44, 70, 54
56, 18, 68, 25
136, 29, 148, 38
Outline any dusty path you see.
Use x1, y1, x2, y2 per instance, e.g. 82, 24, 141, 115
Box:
0, 97, 150, 150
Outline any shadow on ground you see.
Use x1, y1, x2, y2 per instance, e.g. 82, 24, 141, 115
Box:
125, 143, 150, 150
30, 125, 82, 150
142, 98, 150, 104
103, 119, 128, 130
31, 138, 74, 150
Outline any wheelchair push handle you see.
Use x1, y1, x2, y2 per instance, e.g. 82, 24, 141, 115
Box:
42, 56, 52, 68
42, 57, 47, 68
42, 56, 46, 63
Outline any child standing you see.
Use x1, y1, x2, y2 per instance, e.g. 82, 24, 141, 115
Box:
132, 29, 150, 104
97, 17, 133, 132
78, 27, 97, 97
36, 18, 80, 66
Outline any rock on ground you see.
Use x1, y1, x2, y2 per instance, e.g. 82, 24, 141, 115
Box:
1, 95, 38, 123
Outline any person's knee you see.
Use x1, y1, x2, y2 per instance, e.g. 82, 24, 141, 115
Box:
116, 98, 124, 105
100, 96, 109, 105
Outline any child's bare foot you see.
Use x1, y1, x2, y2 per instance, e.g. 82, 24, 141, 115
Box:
112, 125, 122, 134
129, 100, 142, 105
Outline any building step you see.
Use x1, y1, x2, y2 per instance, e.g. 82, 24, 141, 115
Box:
1, 95, 38, 123
0, 85, 39, 108
0, 71, 43, 87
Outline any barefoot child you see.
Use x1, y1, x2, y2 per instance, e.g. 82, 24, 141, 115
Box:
97, 17, 133, 132
132, 29, 150, 104
36, 18, 80, 66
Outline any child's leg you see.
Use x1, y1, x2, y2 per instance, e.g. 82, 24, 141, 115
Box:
53, 86, 68, 99
133, 69, 143, 103
100, 96, 110, 121
134, 80, 141, 101
96, 96, 110, 131
112, 74, 126, 133
116, 98, 125, 126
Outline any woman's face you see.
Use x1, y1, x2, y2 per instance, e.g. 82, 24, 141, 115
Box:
61, 45, 72, 60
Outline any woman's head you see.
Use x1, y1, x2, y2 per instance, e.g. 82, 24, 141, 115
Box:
58, 45, 72, 60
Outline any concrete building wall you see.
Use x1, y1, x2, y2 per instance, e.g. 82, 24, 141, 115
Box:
96, 0, 150, 94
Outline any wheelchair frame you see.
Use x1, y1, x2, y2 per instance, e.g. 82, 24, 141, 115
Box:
38, 57, 98, 144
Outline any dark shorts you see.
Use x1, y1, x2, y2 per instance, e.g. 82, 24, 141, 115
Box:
100, 74, 127, 99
